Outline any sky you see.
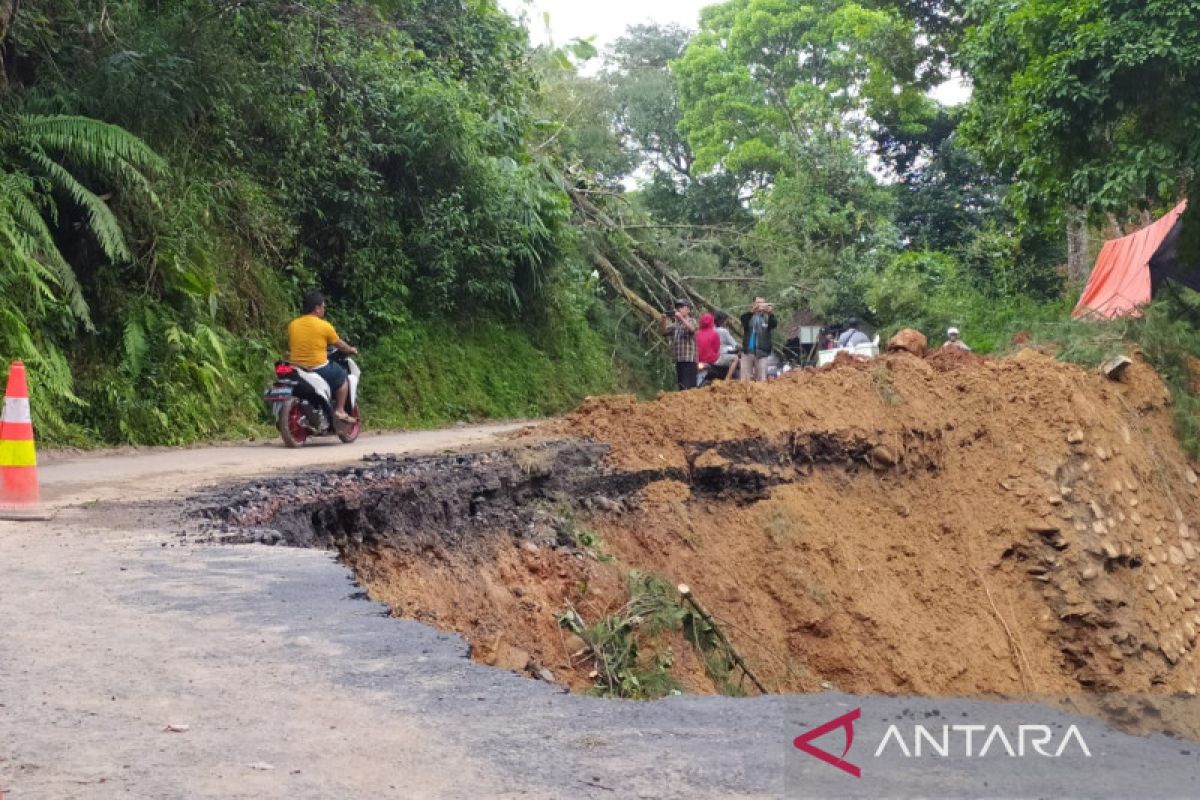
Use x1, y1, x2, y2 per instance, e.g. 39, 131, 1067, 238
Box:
496, 0, 970, 102
497, 0, 711, 50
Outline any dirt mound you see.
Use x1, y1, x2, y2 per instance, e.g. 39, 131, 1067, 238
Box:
211, 349, 1200, 720
926, 344, 985, 370
887, 327, 927, 356
539, 351, 1200, 697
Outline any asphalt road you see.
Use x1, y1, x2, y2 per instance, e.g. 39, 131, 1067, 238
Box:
3, 425, 1200, 798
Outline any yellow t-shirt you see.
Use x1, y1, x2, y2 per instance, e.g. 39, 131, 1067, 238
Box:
288, 315, 340, 368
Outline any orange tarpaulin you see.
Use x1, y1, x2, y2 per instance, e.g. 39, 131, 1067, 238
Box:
1072, 200, 1188, 319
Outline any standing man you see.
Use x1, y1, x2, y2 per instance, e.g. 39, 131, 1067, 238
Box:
739, 297, 776, 382
288, 290, 358, 422
662, 298, 698, 391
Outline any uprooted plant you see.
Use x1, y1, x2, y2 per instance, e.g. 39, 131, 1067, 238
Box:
559, 571, 768, 699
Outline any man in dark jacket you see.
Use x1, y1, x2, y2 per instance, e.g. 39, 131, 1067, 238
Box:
739, 297, 776, 382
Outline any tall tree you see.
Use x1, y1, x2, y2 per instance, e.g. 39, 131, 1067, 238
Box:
662, 0, 926, 316
608, 24, 693, 179
673, 0, 938, 189
961, 0, 1200, 234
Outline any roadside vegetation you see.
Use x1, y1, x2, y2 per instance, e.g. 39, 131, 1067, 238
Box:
1, 0, 1197, 447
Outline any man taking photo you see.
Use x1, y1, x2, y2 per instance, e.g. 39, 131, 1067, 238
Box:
662, 298, 698, 390
739, 297, 776, 382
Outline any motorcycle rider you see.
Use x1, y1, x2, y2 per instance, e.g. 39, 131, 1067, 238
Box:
288, 290, 358, 423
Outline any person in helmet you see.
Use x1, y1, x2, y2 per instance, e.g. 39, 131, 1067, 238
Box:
944, 327, 971, 351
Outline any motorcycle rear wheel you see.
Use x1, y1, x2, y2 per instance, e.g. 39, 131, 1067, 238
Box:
336, 405, 361, 443
278, 398, 309, 448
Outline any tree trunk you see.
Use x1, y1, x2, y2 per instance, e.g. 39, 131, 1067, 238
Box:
1066, 207, 1090, 284
591, 254, 662, 325
0, 0, 19, 90
567, 186, 741, 334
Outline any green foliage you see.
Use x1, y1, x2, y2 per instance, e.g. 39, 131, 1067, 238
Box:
675, 0, 936, 181
559, 572, 687, 700
583, 288, 675, 395
68, 302, 272, 444
607, 24, 694, 179
653, 0, 936, 325
533, 52, 632, 185
0, 0, 664, 445
961, 0, 1200, 223
5, 0, 1197, 456
560, 571, 763, 699
363, 311, 616, 428
866, 251, 958, 323
754, 133, 898, 318
0, 109, 165, 442
867, 244, 1074, 353
883, 108, 1011, 252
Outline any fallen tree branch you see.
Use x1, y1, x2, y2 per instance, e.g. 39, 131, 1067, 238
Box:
618, 223, 754, 236
678, 275, 767, 284
678, 584, 768, 695
570, 187, 745, 335
592, 254, 663, 325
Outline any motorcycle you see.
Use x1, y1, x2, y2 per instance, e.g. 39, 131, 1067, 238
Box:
697, 344, 742, 388
263, 347, 361, 448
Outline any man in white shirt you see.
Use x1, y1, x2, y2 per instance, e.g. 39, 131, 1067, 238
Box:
837, 318, 870, 348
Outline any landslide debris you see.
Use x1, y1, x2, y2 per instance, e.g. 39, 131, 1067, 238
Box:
205, 348, 1200, 723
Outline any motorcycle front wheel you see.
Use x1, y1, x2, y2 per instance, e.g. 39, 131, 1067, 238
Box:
337, 405, 361, 444
278, 397, 309, 448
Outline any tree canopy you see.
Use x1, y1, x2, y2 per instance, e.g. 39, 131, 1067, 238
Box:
2, 0, 1198, 445
962, 0, 1200, 223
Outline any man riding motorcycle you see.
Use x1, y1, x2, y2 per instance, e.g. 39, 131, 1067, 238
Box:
288, 290, 357, 423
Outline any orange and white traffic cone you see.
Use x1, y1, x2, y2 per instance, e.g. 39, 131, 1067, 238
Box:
0, 361, 49, 520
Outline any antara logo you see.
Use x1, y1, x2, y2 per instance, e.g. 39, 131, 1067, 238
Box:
793, 708, 1092, 778
793, 708, 862, 777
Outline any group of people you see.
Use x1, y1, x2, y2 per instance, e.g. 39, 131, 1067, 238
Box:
662, 296, 778, 391
819, 322, 972, 358
819, 317, 872, 350
663, 296, 971, 391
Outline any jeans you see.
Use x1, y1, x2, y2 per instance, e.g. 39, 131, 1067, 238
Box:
314, 360, 347, 397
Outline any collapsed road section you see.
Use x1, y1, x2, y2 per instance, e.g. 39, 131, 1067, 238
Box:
202, 347, 1200, 732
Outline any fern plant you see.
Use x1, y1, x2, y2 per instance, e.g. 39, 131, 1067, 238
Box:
0, 112, 165, 440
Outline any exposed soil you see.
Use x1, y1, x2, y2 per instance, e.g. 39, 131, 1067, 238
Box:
204, 347, 1200, 727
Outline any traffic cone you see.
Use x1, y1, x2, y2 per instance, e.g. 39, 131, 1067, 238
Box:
0, 361, 49, 520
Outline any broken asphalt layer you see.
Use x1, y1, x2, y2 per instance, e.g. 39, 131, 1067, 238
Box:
3, 428, 1200, 798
